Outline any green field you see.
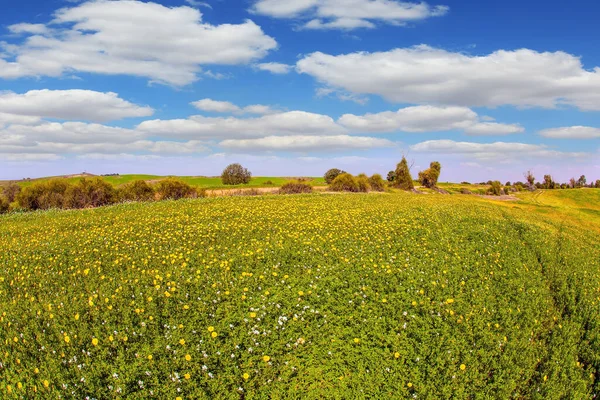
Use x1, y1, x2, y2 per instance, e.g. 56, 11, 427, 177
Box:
1, 190, 599, 398
1, 175, 326, 190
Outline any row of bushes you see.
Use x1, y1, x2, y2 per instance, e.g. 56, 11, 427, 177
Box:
328, 173, 386, 193
0, 178, 205, 214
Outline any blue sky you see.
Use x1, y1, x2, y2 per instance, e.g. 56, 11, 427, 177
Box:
1, 0, 599, 182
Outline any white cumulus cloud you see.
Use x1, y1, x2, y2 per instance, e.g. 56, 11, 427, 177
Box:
250, 0, 448, 30
297, 46, 600, 111
0, 0, 277, 85
539, 126, 600, 139
220, 135, 394, 151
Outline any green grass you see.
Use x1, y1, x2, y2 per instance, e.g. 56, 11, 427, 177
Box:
0, 190, 599, 398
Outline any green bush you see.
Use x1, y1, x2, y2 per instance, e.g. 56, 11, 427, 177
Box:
329, 173, 360, 192
487, 181, 503, 196
155, 178, 196, 200
368, 174, 385, 192
324, 168, 346, 184
63, 178, 117, 209
279, 181, 313, 194
118, 180, 156, 202
221, 163, 252, 185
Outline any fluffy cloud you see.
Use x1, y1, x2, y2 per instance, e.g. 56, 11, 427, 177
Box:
191, 99, 278, 115
410, 140, 589, 161
0, 90, 153, 122
137, 111, 346, 139
297, 46, 600, 110
0, 0, 277, 85
539, 126, 600, 139
250, 0, 448, 30
255, 62, 293, 74
220, 135, 393, 151
339, 105, 523, 135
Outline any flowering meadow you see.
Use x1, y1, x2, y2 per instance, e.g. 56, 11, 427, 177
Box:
1, 191, 599, 398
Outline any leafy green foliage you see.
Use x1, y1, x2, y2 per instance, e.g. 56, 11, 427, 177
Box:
329, 173, 360, 192
118, 180, 156, 202
324, 168, 346, 184
221, 163, 252, 185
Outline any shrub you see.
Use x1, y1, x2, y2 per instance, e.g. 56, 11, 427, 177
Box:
459, 188, 472, 194
324, 168, 346, 184
356, 174, 371, 193
460, 181, 471, 185
329, 173, 360, 192
155, 178, 196, 200
487, 181, 503, 196
17, 179, 70, 210
418, 162, 441, 188
118, 180, 155, 202
263, 180, 274, 185
394, 157, 414, 190
368, 174, 385, 192
595, 179, 600, 189
279, 181, 313, 194
64, 178, 117, 209
0, 196, 9, 214
387, 170, 396, 182
2, 183, 21, 203
221, 163, 251, 185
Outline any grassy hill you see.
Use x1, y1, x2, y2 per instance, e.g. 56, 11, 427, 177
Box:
0, 190, 599, 398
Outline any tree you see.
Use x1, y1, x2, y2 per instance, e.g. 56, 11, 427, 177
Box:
569, 177, 576, 188
524, 170, 535, 189
543, 174, 555, 189
221, 163, 252, 185
394, 157, 414, 190
387, 170, 396, 182
418, 161, 441, 188
324, 168, 346, 184
577, 175, 586, 188
595, 179, 600, 188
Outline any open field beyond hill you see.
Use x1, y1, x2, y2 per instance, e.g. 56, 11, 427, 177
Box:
0, 174, 327, 190
1, 190, 599, 398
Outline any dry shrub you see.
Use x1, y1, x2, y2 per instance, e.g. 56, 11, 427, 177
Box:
17, 179, 70, 210
221, 163, 252, 185
63, 178, 117, 209
279, 181, 313, 194
118, 180, 155, 202
329, 173, 360, 192
368, 174, 385, 192
154, 178, 196, 200
0, 196, 9, 214
356, 174, 371, 193
2, 183, 21, 203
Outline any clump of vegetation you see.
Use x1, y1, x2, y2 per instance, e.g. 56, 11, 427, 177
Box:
329, 173, 360, 192
63, 178, 117, 209
2, 182, 21, 203
386, 170, 396, 182
221, 163, 252, 185
17, 179, 70, 210
324, 168, 346, 184
0, 195, 9, 214
279, 181, 313, 194
368, 174, 386, 192
418, 161, 441, 188
356, 174, 371, 193
487, 180, 503, 196
394, 157, 414, 190
263, 180, 274, 185
154, 178, 197, 200
118, 180, 156, 202
459, 188, 472, 194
